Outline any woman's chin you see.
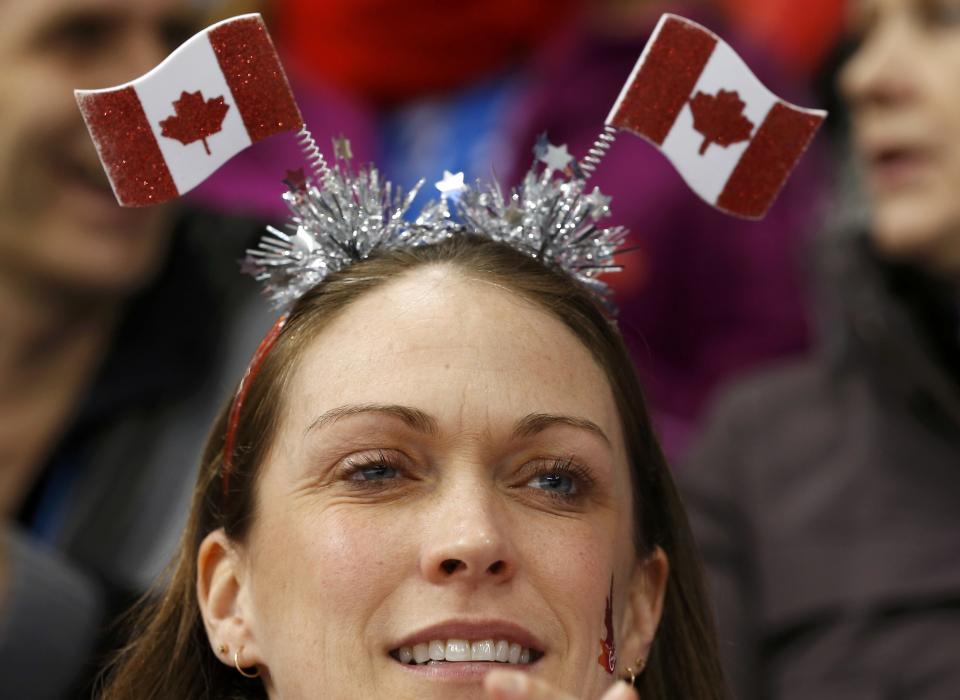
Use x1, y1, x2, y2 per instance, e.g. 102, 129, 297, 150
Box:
869, 200, 960, 269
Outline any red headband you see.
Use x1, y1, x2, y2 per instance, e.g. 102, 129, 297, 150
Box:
221, 313, 288, 500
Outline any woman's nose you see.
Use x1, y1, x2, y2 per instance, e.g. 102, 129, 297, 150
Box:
839, 18, 918, 110
419, 486, 515, 586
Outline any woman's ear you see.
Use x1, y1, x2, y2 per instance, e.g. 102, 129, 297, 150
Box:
619, 546, 669, 672
196, 528, 263, 668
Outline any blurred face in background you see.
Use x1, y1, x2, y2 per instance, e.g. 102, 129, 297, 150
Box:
840, 0, 960, 275
0, 0, 196, 297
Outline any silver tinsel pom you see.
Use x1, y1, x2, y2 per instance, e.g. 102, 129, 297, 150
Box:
244, 138, 628, 309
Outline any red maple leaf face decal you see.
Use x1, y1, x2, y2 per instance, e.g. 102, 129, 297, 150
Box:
597, 577, 617, 674
159, 90, 230, 155
689, 89, 755, 156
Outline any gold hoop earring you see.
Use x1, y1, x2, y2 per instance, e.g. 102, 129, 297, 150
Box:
624, 657, 646, 686
234, 648, 261, 679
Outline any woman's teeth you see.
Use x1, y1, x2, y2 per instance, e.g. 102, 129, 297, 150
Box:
394, 639, 534, 664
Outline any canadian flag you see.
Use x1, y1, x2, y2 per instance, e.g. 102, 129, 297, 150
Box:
608, 14, 825, 219
75, 14, 302, 207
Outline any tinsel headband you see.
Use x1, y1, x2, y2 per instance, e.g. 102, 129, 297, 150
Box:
243, 132, 629, 308
75, 12, 826, 499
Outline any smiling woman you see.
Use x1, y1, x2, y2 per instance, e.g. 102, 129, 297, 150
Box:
99, 235, 727, 700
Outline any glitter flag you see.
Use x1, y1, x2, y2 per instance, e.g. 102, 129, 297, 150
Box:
75, 14, 302, 207
607, 13, 825, 219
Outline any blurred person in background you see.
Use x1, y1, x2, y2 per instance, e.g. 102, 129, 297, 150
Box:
0, 1, 270, 697
196, 0, 828, 463
681, 0, 960, 697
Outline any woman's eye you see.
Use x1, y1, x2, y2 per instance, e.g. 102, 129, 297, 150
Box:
160, 18, 200, 53
924, 1, 960, 28
39, 12, 116, 58
526, 472, 577, 495
339, 449, 416, 490
348, 464, 399, 482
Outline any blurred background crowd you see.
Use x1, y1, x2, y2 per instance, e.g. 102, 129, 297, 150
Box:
0, 0, 956, 697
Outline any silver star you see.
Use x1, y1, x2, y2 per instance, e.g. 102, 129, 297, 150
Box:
540, 142, 573, 173
435, 170, 466, 198
585, 187, 611, 211
333, 137, 353, 160
238, 256, 261, 276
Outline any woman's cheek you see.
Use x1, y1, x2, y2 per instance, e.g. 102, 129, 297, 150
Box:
299, 502, 413, 588
523, 520, 617, 648
248, 498, 400, 627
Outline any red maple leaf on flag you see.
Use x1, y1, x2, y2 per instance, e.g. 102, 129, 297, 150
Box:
159, 90, 230, 155
689, 89, 755, 156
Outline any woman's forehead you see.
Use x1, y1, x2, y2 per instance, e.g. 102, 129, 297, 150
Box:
284, 267, 622, 440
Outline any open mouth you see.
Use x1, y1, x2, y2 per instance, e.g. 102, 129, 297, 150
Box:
874, 147, 922, 168
867, 145, 932, 189
389, 639, 544, 666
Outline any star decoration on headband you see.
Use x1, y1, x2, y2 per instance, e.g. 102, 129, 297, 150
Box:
585, 187, 612, 216
435, 170, 467, 199
332, 136, 352, 160
455, 154, 627, 298
243, 138, 628, 309
238, 256, 262, 277
540, 142, 574, 175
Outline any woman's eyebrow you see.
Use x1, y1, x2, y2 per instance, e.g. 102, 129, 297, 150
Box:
512, 413, 611, 447
304, 406, 610, 445
304, 403, 440, 437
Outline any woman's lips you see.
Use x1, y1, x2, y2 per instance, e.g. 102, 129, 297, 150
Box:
391, 638, 540, 665
394, 658, 537, 682
387, 619, 546, 655
63, 154, 115, 195
58, 154, 150, 228
386, 619, 546, 679
866, 146, 934, 193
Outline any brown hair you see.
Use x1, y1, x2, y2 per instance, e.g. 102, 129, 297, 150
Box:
99, 235, 727, 699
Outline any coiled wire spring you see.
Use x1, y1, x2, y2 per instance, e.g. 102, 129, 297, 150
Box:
296, 125, 330, 183
579, 125, 618, 178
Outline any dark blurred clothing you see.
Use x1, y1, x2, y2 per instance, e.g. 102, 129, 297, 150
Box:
2, 211, 273, 699
680, 231, 960, 700
194, 6, 825, 460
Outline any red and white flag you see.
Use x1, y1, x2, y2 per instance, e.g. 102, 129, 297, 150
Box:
608, 14, 825, 219
76, 14, 302, 207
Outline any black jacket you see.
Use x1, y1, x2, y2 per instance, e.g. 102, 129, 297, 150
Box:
680, 232, 960, 700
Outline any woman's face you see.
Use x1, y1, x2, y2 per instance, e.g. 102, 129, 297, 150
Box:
200, 266, 666, 700
840, 0, 960, 273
